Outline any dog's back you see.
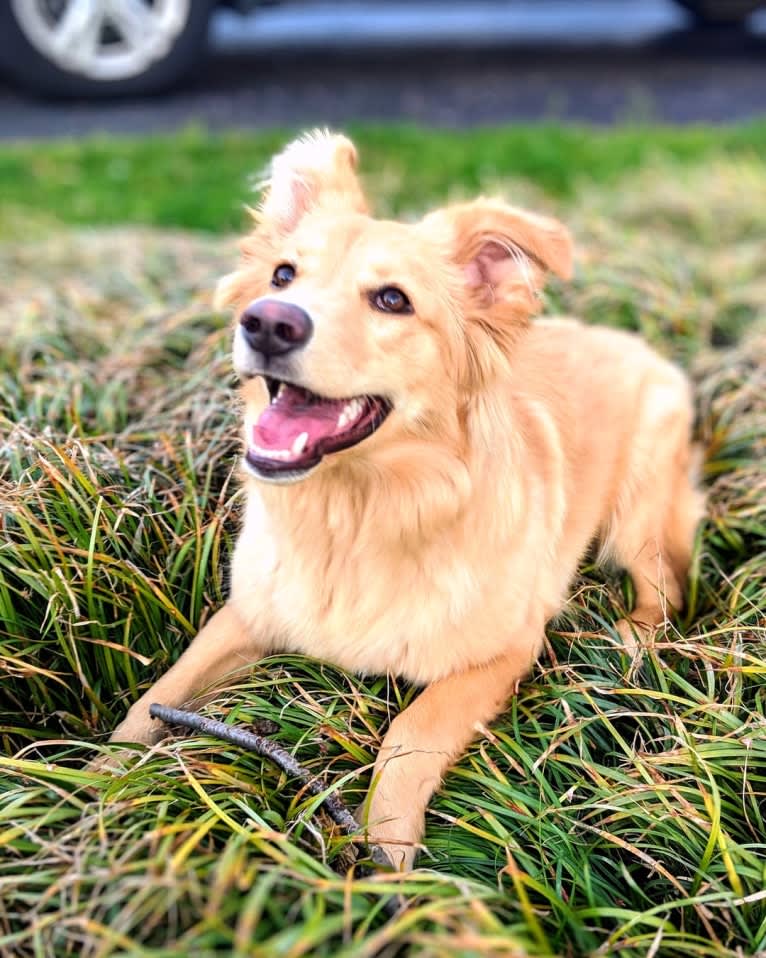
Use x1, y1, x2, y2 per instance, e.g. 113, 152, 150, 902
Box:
512, 317, 704, 643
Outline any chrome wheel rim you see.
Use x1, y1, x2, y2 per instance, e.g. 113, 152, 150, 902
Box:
11, 0, 192, 82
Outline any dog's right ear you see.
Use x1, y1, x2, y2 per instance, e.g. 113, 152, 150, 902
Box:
256, 130, 368, 234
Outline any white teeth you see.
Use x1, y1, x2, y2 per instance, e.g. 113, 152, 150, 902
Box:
277, 383, 287, 399
251, 432, 309, 461
251, 444, 292, 460
337, 398, 365, 430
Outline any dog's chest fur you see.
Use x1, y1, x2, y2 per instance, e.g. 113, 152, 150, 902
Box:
228, 466, 549, 685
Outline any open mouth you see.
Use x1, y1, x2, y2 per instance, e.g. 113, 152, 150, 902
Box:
245, 376, 392, 480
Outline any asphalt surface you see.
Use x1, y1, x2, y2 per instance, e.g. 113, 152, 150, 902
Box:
1, 2, 765, 138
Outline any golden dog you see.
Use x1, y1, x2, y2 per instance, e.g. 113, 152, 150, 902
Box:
109, 131, 704, 870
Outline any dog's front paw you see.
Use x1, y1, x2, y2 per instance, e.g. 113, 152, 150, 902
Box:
108, 706, 165, 747
86, 747, 141, 776
85, 708, 165, 775
369, 838, 416, 873
614, 618, 641, 656
614, 615, 657, 656
361, 813, 422, 872
613, 617, 662, 682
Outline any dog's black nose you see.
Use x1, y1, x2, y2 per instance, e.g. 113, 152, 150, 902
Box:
239, 299, 313, 357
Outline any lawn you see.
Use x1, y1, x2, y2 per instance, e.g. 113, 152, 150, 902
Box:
0, 126, 764, 958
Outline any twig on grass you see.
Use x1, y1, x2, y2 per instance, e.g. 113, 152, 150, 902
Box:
150, 702, 360, 833
148, 703, 401, 900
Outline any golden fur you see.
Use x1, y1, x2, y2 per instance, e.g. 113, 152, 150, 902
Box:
109, 131, 705, 870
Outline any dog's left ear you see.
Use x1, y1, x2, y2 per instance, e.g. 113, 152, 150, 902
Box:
257, 129, 368, 234
424, 198, 573, 307
421, 199, 573, 385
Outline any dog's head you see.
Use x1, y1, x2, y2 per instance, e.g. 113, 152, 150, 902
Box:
217, 131, 573, 484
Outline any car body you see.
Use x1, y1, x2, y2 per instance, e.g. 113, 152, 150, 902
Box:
0, 0, 764, 98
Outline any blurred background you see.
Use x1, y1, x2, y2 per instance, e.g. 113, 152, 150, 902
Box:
1, 0, 765, 137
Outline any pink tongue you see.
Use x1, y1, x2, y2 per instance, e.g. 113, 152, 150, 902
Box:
253, 385, 347, 451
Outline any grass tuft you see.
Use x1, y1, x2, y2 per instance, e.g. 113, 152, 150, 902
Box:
1, 142, 764, 957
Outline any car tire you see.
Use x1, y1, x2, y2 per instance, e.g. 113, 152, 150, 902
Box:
0, 0, 215, 98
673, 0, 762, 25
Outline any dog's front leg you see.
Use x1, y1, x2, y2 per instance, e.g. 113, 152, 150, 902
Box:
108, 603, 264, 746
363, 643, 537, 870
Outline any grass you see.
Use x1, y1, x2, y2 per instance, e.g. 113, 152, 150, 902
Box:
1, 128, 765, 957
1, 122, 766, 233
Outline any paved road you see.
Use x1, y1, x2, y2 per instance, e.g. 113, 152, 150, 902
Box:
0, 1, 765, 139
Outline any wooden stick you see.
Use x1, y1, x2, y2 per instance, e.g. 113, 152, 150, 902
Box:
150, 703, 361, 833
148, 702, 400, 893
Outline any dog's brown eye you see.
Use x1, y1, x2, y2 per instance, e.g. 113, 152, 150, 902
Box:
271, 263, 296, 288
373, 287, 412, 314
